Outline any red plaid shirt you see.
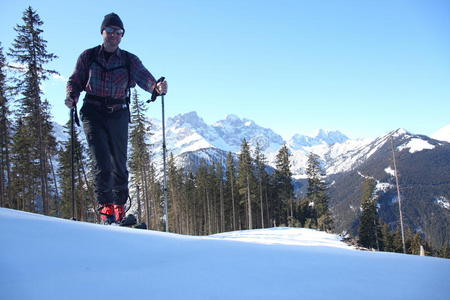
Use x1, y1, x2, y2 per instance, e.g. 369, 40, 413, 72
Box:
67, 45, 156, 100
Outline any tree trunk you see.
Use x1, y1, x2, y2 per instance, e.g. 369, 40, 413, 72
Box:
247, 173, 252, 230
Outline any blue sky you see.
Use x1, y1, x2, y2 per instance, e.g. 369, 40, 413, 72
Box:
1, 0, 449, 139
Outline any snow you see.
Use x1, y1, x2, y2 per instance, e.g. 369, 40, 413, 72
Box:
384, 166, 395, 176
376, 182, 394, 192
398, 138, 435, 153
432, 124, 450, 143
434, 196, 449, 210
1, 208, 449, 300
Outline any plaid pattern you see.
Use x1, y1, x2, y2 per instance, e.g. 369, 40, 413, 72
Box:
67, 45, 156, 100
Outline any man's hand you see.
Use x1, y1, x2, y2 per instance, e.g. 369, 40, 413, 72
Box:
155, 80, 168, 95
65, 96, 78, 109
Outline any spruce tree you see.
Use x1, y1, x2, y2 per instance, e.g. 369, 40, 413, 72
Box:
237, 139, 256, 230
57, 120, 92, 220
254, 142, 269, 228
225, 152, 237, 231
0, 43, 12, 208
274, 144, 293, 226
129, 89, 153, 225
358, 178, 382, 250
381, 223, 395, 252
305, 153, 333, 231
8, 6, 58, 215
196, 161, 210, 234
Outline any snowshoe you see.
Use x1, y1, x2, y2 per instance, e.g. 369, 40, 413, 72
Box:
99, 205, 116, 224
113, 204, 126, 222
119, 214, 137, 227
133, 222, 147, 229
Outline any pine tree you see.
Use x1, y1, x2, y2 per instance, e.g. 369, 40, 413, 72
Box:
305, 153, 333, 231
358, 178, 382, 250
225, 152, 237, 231
10, 118, 35, 211
237, 139, 256, 230
57, 120, 93, 220
437, 243, 450, 258
381, 223, 395, 252
216, 161, 225, 232
0, 42, 12, 208
128, 89, 154, 225
167, 153, 183, 233
254, 142, 268, 228
196, 161, 210, 234
273, 144, 293, 226
8, 6, 58, 215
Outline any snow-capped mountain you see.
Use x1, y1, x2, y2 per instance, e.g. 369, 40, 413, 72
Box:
149, 111, 366, 177
327, 128, 450, 248
432, 124, 450, 143
288, 129, 349, 149
55, 111, 449, 180
51, 113, 450, 249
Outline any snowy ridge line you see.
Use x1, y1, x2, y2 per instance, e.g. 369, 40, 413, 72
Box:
52, 114, 450, 178
209, 227, 355, 250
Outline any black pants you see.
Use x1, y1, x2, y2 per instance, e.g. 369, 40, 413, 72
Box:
80, 102, 129, 205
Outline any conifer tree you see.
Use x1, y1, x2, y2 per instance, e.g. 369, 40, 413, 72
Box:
381, 223, 395, 252
254, 142, 268, 228
358, 178, 382, 250
167, 153, 183, 233
237, 139, 256, 229
129, 89, 154, 225
8, 6, 58, 215
0, 43, 12, 208
274, 144, 293, 226
305, 153, 333, 231
196, 161, 210, 234
57, 120, 93, 220
225, 152, 237, 231
437, 243, 450, 258
216, 161, 225, 232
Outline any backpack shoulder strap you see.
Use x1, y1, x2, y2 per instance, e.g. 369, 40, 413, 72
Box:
87, 45, 101, 67
121, 50, 132, 123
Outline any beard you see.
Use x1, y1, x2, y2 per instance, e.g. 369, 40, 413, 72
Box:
103, 36, 121, 51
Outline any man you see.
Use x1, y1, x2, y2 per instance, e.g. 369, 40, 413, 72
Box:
66, 13, 167, 224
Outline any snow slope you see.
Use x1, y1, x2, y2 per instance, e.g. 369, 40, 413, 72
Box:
1, 208, 448, 300
432, 124, 450, 143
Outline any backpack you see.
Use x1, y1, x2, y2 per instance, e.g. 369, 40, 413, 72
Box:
86, 45, 132, 121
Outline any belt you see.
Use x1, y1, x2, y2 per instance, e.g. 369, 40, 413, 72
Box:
85, 94, 127, 104
84, 94, 128, 113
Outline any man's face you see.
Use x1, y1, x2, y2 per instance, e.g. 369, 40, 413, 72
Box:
102, 25, 123, 49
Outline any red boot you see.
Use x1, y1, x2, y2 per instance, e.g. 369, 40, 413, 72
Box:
99, 204, 115, 224
114, 204, 126, 223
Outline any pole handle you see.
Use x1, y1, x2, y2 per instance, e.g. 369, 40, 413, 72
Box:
148, 77, 166, 103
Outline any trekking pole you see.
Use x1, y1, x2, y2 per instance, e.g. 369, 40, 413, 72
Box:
147, 77, 169, 232
70, 107, 76, 220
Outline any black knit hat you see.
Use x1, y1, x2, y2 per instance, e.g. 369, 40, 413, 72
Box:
101, 13, 124, 35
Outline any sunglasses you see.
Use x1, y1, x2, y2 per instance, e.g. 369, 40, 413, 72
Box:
104, 27, 124, 35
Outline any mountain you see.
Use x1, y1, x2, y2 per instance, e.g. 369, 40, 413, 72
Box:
52, 111, 450, 248
432, 124, 450, 143
289, 129, 349, 149
328, 129, 450, 248
2, 208, 449, 300
150, 111, 356, 176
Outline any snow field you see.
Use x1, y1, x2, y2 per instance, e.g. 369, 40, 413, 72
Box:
1, 208, 449, 300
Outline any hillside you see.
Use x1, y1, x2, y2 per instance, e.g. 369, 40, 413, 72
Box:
329, 130, 450, 248
1, 208, 449, 300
